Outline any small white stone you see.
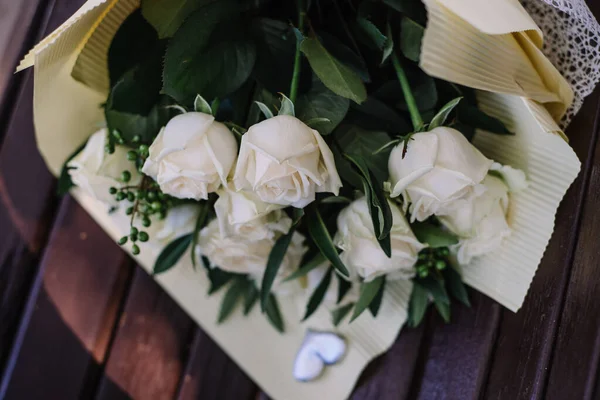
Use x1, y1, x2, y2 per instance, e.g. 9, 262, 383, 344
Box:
293, 331, 347, 382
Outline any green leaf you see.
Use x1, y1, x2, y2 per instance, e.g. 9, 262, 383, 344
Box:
261, 229, 295, 310
400, 17, 424, 63
243, 283, 260, 315
284, 253, 327, 283
296, 76, 349, 135
434, 299, 451, 322
357, 17, 387, 50
430, 97, 463, 129
332, 303, 355, 326
292, 208, 305, 226
190, 201, 211, 268
351, 276, 385, 322
106, 95, 177, 145
303, 268, 333, 321
343, 153, 393, 246
306, 207, 350, 278
374, 73, 438, 114
347, 96, 411, 134
265, 294, 285, 333
194, 94, 212, 114
382, 22, 394, 64
154, 234, 193, 275
321, 196, 352, 205
163, 2, 256, 105
57, 140, 88, 196
300, 37, 367, 104
207, 268, 237, 294
457, 104, 513, 135
368, 277, 386, 317
251, 18, 310, 94
337, 275, 352, 304
141, 0, 216, 38
408, 282, 429, 327
382, 0, 427, 23
255, 101, 274, 119
278, 94, 295, 117
108, 9, 158, 86
417, 276, 450, 305
318, 31, 370, 83
218, 278, 248, 323
444, 267, 470, 306
411, 221, 459, 248
335, 125, 392, 183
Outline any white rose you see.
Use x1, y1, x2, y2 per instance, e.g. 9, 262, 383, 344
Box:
334, 198, 425, 282
196, 214, 307, 293
214, 184, 284, 240
439, 175, 511, 265
233, 115, 342, 208
142, 112, 238, 201
148, 204, 200, 245
387, 127, 492, 222
68, 129, 142, 205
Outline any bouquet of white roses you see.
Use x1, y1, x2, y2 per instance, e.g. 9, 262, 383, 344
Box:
19, 0, 595, 397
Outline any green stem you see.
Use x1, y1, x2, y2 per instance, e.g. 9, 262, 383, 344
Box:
289, 2, 305, 104
391, 52, 423, 131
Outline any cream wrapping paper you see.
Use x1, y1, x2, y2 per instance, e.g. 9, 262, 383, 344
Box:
20, 0, 581, 398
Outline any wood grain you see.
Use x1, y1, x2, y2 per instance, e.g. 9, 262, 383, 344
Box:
95, 267, 195, 400
176, 328, 258, 400
0, 198, 132, 399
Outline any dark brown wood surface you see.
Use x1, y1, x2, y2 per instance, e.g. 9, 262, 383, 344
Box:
1, 1, 600, 399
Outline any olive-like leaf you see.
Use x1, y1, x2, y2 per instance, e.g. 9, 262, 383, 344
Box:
284, 252, 327, 282
411, 221, 459, 248
444, 266, 471, 307
400, 17, 424, 62
332, 303, 355, 326
218, 278, 248, 323
261, 229, 295, 310
306, 207, 350, 278
350, 276, 385, 322
429, 97, 462, 129
154, 234, 193, 275
368, 276, 386, 317
408, 282, 429, 327
303, 268, 333, 321
243, 283, 260, 315
265, 294, 285, 333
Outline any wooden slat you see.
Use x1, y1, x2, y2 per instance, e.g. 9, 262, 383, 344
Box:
0, 0, 50, 133
351, 323, 426, 400
0, 0, 87, 377
95, 267, 196, 400
176, 328, 257, 400
543, 108, 600, 399
483, 84, 600, 399
0, 198, 132, 399
409, 293, 500, 399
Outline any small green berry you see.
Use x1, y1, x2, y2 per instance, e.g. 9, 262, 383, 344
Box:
418, 268, 428, 278
139, 144, 149, 154
118, 236, 128, 245
136, 190, 146, 200
146, 191, 157, 201
138, 231, 149, 242
127, 150, 137, 161
121, 170, 132, 183
116, 192, 126, 201
127, 192, 135, 202
441, 248, 450, 257
109, 187, 117, 195
435, 260, 447, 270
125, 207, 134, 216
151, 201, 162, 211
130, 233, 138, 242
132, 245, 140, 255
111, 129, 122, 140
130, 227, 138, 235
105, 144, 115, 154
159, 210, 167, 220
132, 135, 141, 143
142, 217, 152, 227
418, 253, 427, 261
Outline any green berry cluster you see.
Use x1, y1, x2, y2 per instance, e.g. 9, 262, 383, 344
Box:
105, 129, 181, 255
416, 247, 450, 278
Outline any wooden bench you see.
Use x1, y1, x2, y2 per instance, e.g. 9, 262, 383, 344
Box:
1, 1, 599, 398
